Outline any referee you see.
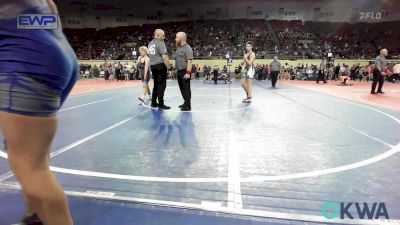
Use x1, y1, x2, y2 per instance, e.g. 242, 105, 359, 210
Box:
148, 29, 171, 109
371, 48, 388, 94
316, 58, 328, 84
175, 32, 193, 111
270, 56, 281, 88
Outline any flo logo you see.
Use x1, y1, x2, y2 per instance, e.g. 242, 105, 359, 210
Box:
321, 202, 389, 220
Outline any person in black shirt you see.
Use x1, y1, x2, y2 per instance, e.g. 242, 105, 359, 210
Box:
213, 65, 219, 84
333, 64, 340, 80
316, 59, 328, 84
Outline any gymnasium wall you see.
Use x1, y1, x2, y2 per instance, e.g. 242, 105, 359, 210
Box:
59, 0, 400, 29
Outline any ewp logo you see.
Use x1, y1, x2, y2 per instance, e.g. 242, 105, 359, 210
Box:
321, 202, 390, 220
17, 14, 58, 29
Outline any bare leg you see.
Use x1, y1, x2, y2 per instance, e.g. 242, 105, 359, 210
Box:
146, 85, 151, 95
3, 139, 36, 215
241, 79, 248, 98
338, 76, 343, 84
0, 112, 73, 225
142, 84, 147, 98
247, 80, 253, 98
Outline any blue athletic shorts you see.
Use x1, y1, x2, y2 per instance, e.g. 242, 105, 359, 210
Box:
0, 4, 78, 117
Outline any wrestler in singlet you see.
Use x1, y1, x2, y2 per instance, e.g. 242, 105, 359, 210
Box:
0, 0, 78, 116
0, 1, 76, 224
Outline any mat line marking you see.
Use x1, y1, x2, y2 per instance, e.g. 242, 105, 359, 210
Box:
1, 83, 231, 183
262, 87, 394, 149
1, 83, 400, 223
227, 82, 243, 209
355, 93, 400, 111
0, 94, 130, 181
0, 81, 213, 181
60, 97, 123, 112
0, 84, 399, 183
0, 109, 151, 182
56, 87, 231, 183
1, 82, 398, 223
0, 182, 398, 225
269, 81, 400, 111
70, 83, 143, 98
51, 108, 150, 158
0, 171, 12, 183
239, 83, 400, 182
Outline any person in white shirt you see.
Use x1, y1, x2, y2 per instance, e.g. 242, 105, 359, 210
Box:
338, 64, 351, 85
0, 1, 75, 224
391, 62, 400, 83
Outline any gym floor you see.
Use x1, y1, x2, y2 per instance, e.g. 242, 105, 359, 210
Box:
0, 79, 399, 225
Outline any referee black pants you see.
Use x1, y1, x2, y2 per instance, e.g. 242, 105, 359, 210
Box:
213, 70, 218, 84
151, 63, 168, 106
270, 71, 279, 88
371, 69, 384, 93
177, 70, 191, 108
316, 70, 327, 83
